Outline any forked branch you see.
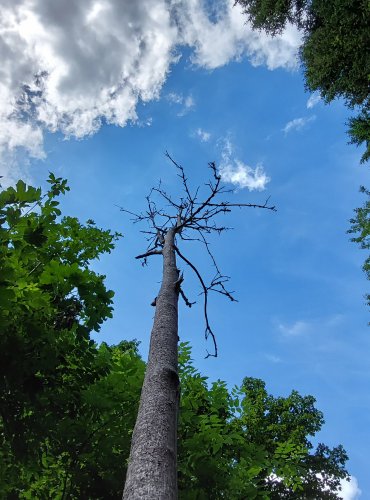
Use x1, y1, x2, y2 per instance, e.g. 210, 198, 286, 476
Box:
120, 154, 276, 356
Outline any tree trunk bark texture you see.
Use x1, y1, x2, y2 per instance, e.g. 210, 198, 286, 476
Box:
123, 228, 180, 500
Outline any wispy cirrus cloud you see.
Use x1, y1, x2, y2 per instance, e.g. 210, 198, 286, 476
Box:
282, 115, 316, 134
167, 92, 184, 105
194, 127, 211, 142
166, 92, 195, 116
219, 139, 270, 191
307, 92, 321, 109
265, 353, 282, 363
276, 314, 344, 338
278, 320, 310, 337
178, 95, 195, 116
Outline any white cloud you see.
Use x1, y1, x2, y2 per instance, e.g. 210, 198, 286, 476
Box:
167, 92, 184, 105
339, 476, 361, 500
167, 92, 195, 116
0, 0, 178, 166
276, 314, 345, 338
325, 314, 345, 327
221, 160, 270, 191
278, 320, 309, 336
0, 152, 34, 187
178, 94, 195, 116
178, 0, 301, 70
265, 354, 282, 363
137, 116, 153, 127
307, 92, 321, 109
0, 0, 302, 168
219, 139, 270, 191
283, 115, 316, 134
195, 127, 211, 142
184, 95, 195, 109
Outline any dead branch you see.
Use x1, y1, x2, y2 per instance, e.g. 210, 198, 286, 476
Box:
120, 154, 276, 357
174, 244, 218, 358
179, 288, 196, 308
135, 249, 162, 260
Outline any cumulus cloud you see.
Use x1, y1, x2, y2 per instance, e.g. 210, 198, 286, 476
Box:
221, 160, 270, 190
0, 0, 302, 168
283, 115, 316, 134
219, 139, 270, 191
339, 476, 361, 500
307, 92, 321, 109
0, 0, 178, 169
195, 127, 211, 142
178, 0, 300, 70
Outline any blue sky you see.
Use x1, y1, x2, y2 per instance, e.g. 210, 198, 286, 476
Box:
0, 1, 369, 497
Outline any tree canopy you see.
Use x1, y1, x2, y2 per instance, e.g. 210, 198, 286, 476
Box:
0, 175, 126, 497
178, 343, 348, 499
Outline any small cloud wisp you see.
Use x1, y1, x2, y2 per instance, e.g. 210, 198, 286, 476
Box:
283, 115, 316, 134
219, 139, 270, 191
278, 320, 309, 336
307, 93, 321, 109
195, 127, 211, 142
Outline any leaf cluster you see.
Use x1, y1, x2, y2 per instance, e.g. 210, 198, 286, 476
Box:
1, 341, 145, 499
234, 0, 310, 35
348, 186, 370, 308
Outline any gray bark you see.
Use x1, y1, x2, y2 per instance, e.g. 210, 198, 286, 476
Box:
123, 227, 180, 499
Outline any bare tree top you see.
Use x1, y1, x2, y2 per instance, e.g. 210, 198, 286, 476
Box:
119, 152, 276, 357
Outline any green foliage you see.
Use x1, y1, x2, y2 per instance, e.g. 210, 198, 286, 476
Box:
348, 186, 370, 308
178, 343, 348, 499
348, 111, 370, 164
235, 0, 370, 163
1, 341, 145, 499
302, 0, 369, 109
234, 0, 310, 35
0, 175, 127, 498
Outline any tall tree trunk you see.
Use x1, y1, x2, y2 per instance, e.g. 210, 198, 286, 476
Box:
123, 228, 180, 499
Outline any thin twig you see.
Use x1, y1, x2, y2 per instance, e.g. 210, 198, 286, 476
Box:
179, 288, 196, 308
174, 245, 218, 358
